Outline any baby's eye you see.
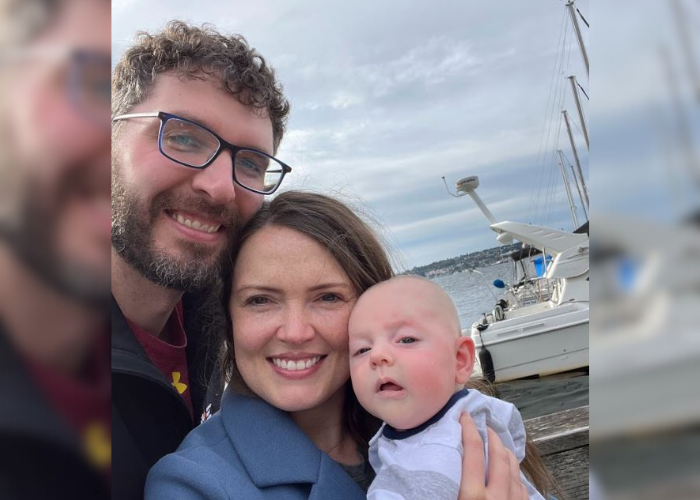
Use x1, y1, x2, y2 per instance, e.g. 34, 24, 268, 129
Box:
398, 337, 417, 344
354, 347, 370, 356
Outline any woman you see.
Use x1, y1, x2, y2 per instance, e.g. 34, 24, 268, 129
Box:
146, 191, 531, 500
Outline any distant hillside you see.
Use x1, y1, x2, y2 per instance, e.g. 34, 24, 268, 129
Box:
407, 243, 520, 278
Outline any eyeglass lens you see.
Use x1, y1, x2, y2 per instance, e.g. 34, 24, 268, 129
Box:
160, 117, 284, 193
68, 52, 111, 124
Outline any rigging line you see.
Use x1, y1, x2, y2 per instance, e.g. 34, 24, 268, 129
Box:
544, 161, 554, 224
541, 139, 562, 225
570, 114, 586, 137
576, 8, 589, 28
531, 13, 571, 222
535, 9, 569, 167
560, 150, 588, 219
544, 157, 559, 226
533, 11, 568, 171
560, 150, 588, 186
564, 26, 574, 89
576, 81, 589, 100
559, 150, 574, 170
538, 15, 579, 225
536, 89, 565, 223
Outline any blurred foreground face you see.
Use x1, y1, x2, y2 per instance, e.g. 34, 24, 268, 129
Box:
0, 0, 111, 303
0, 2, 111, 498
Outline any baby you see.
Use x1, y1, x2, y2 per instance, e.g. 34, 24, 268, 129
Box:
348, 276, 544, 500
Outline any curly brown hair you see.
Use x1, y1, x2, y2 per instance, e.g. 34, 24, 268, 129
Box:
112, 21, 290, 152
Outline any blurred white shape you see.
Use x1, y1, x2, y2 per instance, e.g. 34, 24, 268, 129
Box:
591, 213, 700, 438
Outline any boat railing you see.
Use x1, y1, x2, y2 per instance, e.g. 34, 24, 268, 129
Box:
512, 276, 556, 306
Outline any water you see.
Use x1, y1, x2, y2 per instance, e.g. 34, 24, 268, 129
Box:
430, 263, 589, 420
432, 262, 512, 329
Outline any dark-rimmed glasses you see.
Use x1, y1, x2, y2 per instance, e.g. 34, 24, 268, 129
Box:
111, 111, 292, 195
1, 46, 111, 125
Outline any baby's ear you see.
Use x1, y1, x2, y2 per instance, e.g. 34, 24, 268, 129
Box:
455, 335, 475, 384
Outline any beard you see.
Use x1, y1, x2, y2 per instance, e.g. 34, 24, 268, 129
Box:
0, 167, 111, 306
111, 166, 240, 293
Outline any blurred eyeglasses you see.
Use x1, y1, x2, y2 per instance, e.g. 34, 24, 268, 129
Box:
111, 111, 292, 195
0, 46, 111, 125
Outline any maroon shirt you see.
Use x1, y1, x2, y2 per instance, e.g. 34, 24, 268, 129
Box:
25, 330, 111, 478
127, 301, 193, 418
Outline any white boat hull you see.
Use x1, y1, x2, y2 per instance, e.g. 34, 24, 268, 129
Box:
469, 302, 589, 382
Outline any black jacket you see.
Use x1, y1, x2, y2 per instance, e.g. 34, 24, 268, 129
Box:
0, 326, 109, 500
111, 293, 224, 500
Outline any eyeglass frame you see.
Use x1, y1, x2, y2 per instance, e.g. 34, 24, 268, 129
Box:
111, 111, 292, 195
0, 46, 111, 126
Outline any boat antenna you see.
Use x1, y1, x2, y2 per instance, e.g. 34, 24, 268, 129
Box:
442, 176, 467, 198
444, 176, 499, 224
468, 268, 499, 302
444, 175, 514, 245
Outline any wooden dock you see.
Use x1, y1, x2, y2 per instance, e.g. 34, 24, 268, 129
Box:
525, 405, 589, 500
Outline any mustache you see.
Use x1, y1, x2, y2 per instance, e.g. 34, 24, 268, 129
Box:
149, 192, 239, 226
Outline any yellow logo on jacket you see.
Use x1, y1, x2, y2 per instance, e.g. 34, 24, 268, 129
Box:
171, 371, 187, 394
84, 423, 111, 469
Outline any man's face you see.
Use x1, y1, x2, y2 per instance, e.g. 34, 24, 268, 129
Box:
111, 73, 271, 291
0, 0, 112, 302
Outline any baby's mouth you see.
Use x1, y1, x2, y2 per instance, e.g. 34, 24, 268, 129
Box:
377, 380, 404, 392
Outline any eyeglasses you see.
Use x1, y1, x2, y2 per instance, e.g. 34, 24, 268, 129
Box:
111, 111, 292, 195
68, 50, 111, 125
1, 46, 111, 125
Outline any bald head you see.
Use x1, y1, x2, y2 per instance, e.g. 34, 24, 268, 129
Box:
351, 275, 462, 339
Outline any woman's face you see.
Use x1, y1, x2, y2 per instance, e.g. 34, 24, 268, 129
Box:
230, 225, 357, 413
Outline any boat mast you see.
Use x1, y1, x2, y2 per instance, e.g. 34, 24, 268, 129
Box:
566, 0, 589, 78
567, 155, 589, 221
562, 110, 589, 209
556, 150, 580, 228
671, 0, 700, 102
568, 75, 589, 150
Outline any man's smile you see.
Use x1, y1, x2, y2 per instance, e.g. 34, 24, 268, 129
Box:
167, 209, 223, 234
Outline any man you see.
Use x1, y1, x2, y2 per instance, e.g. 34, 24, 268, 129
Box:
0, 0, 111, 498
110, 21, 291, 498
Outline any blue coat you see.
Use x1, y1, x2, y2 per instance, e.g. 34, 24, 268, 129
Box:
145, 390, 366, 499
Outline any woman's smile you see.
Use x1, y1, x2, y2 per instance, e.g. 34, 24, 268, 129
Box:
269, 354, 327, 379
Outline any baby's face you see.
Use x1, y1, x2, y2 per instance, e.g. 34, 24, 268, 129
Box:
348, 279, 461, 430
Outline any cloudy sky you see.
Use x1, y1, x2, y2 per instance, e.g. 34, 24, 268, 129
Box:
112, 1, 593, 269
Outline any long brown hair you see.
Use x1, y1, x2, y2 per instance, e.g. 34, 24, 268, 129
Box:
219, 190, 394, 455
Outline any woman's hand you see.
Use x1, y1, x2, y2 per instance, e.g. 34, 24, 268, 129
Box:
458, 413, 527, 500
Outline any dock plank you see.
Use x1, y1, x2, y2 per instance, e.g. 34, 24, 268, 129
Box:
525, 406, 589, 500
543, 446, 589, 500
525, 405, 589, 440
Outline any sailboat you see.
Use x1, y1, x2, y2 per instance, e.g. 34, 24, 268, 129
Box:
443, 1, 590, 383
445, 177, 589, 383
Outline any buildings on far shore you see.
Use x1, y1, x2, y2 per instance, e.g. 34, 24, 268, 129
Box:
408, 243, 521, 278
